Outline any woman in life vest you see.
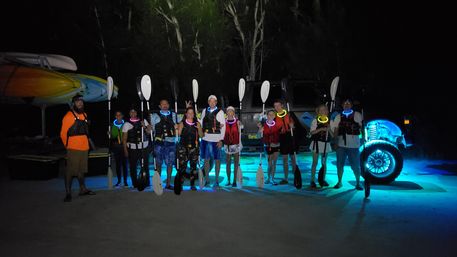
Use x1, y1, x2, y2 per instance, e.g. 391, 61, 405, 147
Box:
309, 104, 333, 188
257, 110, 282, 185
223, 106, 242, 187
111, 111, 128, 187
177, 107, 203, 191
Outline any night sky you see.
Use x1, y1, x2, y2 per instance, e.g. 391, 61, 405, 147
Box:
0, 1, 454, 158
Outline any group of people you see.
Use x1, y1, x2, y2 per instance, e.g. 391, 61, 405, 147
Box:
60, 93, 364, 202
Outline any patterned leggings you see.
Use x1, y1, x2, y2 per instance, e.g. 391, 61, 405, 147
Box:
177, 144, 199, 184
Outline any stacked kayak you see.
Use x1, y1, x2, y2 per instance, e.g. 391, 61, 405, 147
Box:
0, 64, 84, 105
65, 73, 118, 102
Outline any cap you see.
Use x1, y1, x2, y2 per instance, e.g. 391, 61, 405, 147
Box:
208, 95, 217, 101
226, 106, 235, 112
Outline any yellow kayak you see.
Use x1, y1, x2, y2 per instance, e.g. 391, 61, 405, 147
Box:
0, 64, 82, 98
65, 73, 118, 102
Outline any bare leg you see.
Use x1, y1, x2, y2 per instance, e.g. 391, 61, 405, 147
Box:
271, 152, 279, 181
226, 154, 232, 185
311, 152, 319, 183
77, 173, 87, 193
204, 159, 210, 183
215, 160, 221, 184
233, 153, 239, 184
166, 165, 172, 187
282, 154, 289, 181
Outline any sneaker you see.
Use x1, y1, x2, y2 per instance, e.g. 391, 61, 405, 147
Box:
322, 181, 329, 187
232, 182, 237, 187
310, 181, 317, 188
114, 182, 121, 187
355, 184, 363, 191
279, 179, 288, 185
265, 178, 271, 184
213, 182, 220, 188
271, 179, 278, 186
204, 181, 211, 187
63, 194, 72, 202
225, 182, 232, 186
165, 184, 174, 190
333, 182, 342, 189
123, 183, 129, 188
191, 185, 197, 191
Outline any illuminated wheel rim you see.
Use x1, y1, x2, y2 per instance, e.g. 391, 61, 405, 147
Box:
366, 149, 395, 178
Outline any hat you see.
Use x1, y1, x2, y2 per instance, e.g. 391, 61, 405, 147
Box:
72, 94, 83, 102
208, 95, 217, 101
226, 106, 235, 112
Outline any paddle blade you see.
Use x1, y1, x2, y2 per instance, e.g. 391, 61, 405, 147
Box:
107, 76, 114, 100
107, 166, 113, 189
136, 76, 144, 101
153, 171, 163, 196
170, 77, 179, 101
192, 79, 199, 103
236, 165, 243, 188
330, 76, 339, 101
198, 167, 204, 190
260, 80, 270, 103
173, 173, 182, 195
256, 165, 264, 188
294, 166, 302, 189
318, 166, 325, 187
141, 75, 152, 101
238, 78, 246, 102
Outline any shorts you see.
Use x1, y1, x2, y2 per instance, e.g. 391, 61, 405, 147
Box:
154, 141, 176, 167
265, 145, 280, 155
223, 144, 242, 155
279, 133, 294, 155
66, 150, 89, 176
309, 141, 332, 154
200, 140, 221, 160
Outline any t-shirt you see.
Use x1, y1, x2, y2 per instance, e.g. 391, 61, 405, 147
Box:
200, 107, 226, 142
331, 112, 363, 148
122, 119, 150, 148
60, 111, 89, 151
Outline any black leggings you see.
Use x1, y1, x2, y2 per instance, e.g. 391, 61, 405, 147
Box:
112, 144, 128, 184
127, 148, 150, 187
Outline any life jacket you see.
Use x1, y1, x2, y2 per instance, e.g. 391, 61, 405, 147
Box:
202, 107, 221, 134
338, 110, 360, 135
180, 119, 199, 148
111, 119, 124, 145
66, 110, 89, 147
275, 110, 292, 134
127, 118, 143, 144
263, 120, 280, 145
311, 116, 330, 142
224, 119, 240, 145
154, 110, 175, 140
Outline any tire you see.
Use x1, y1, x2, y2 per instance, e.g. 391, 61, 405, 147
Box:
360, 140, 403, 184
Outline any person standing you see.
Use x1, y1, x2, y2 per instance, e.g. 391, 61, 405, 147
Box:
332, 98, 363, 190
257, 110, 281, 185
273, 99, 297, 185
60, 94, 95, 202
200, 95, 225, 187
309, 104, 332, 188
177, 107, 203, 191
223, 106, 242, 187
111, 111, 128, 187
122, 107, 152, 188
150, 99, 178, 190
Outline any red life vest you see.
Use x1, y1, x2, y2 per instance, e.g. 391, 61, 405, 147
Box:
224, 119, 240, 145
275, 110, 293, 134
263, 121, 280, 145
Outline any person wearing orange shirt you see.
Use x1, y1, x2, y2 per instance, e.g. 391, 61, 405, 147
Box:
60, 95, 95, 202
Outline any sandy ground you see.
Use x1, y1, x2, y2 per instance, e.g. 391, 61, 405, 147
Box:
1, 152, 456, 257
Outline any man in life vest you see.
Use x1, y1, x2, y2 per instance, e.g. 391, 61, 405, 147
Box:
122, 107, 152, 188
223, 106, 242, 187
111, 111, 128, 187
60, 94, 95, 202
331, 98, 363, 190
177, 107, 203, 191
257, 110, 281, 185
150, 99, 178, 190
273, 99, 297, 185
200, 95, 226, 187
